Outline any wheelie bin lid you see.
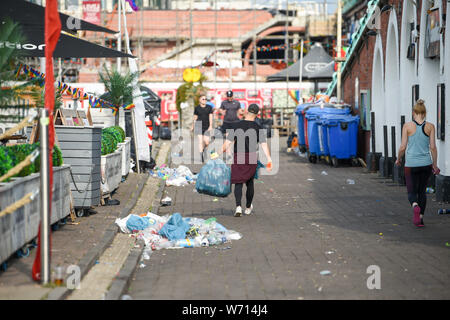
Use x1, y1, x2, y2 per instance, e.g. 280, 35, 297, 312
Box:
322, 114, 360, 126
295, 103, 311, 115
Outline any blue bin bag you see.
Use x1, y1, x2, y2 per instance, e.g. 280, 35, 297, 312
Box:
195, 158, 231, 197
126, 215, 150, 231
158, 213, 191, 241
324, 115, 360, 160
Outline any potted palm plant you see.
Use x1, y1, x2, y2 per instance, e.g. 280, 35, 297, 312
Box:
98, 66, 139, 127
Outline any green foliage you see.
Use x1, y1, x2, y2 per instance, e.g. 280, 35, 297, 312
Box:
0, 18, 36, 122
0, 143, 62, 181
111, 126, 126, 142
103, 126, 124, 144
98, 67, 139, 126
101, 132, 114, 155
0, 146, 14, 180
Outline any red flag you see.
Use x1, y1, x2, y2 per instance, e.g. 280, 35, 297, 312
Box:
32, 0, 61, 282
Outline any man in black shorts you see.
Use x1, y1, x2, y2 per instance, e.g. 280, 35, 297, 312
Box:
220, 90, 243, 135
192, 94, 213, 162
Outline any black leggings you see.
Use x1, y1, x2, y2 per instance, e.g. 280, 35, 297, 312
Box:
234, 178, 254, 208
404, 165, 432, 215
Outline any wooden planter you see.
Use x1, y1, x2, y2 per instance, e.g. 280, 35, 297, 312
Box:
0, 165, 71, 265
55, 126, 102, 209
117, 137, 131, 177
100, 149, 122, 195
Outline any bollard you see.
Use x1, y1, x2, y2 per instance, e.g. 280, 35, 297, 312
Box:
379, 125, 389, 177
366, 112, 381, 172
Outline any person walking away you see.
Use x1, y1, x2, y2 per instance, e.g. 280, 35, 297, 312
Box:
220, 90, 243, 135
221, 104, 272, 217
396, 99, 439, 227
192, 94, 213, 163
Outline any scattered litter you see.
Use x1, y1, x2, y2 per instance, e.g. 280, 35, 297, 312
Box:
320, 270, 331, 276
139, 263, 146, 268
213, 198, 219, 202
446, 242, 450, 247
379, 233, 383, 236
346, 179, 355, 185
298, 152, 307, 158
318, 286, 323, 292
426, 187, 435, 194
121, 295, 133, 300
269, 188, 274, 192
161, 196, 172, 206
142, 249, 152, 260
307, 178, 315, 181
321, 171, 328, 176
150, 165, 197, 187
325, 251, 334, 255
116, 212, 242, 251
216, 246, 232, 250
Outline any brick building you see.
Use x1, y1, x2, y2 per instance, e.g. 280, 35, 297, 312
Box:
327, 0, 449, 201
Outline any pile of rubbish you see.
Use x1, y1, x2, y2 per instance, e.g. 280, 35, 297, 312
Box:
149, 164, 197, 187
115, 212, 242, 250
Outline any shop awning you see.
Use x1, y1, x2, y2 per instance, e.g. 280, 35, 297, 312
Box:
0, 0, 117, 34
266, 43, 335, 82
9, 27, 134, 58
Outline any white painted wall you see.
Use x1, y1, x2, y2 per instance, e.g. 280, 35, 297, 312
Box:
399, 0, 417, 121
371, 34, 385, 154
373, 0, 449, 177
385, 9, 401, 156
443, 2, 450, 176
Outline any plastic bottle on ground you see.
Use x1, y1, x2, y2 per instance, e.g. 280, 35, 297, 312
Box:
438, 209, 449, 214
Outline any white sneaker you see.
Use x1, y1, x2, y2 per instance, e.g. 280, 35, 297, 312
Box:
244, 204, 253, 215
234, 206, 242, 217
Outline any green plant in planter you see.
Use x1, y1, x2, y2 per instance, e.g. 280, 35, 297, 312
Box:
7, 143, 36, 177
111, 126, 125, 142
101, 132, 115, 155
0, 146, 14, 180
103, 127, 123, 144
98, 67, 139, 127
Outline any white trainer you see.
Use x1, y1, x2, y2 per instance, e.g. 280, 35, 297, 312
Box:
244, 204, 253, 215
234, 206, 242, 217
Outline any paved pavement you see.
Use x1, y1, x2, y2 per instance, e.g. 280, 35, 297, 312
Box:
0, 140, 168, 300
126, 137, 450, 300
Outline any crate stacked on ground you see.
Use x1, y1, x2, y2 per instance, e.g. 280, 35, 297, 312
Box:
100, 126, 124, 196
0, 144, 70, 268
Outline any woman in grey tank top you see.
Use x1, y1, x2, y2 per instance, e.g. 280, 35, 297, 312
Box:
396, 100, 440, 227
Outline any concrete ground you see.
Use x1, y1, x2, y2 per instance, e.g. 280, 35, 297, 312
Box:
0, 140, 170, 300
126, 137, 450, 300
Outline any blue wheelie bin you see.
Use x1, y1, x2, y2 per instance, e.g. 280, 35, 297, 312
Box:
318, 110, 351, 163
305, 106, 351, 163
305, 112, 321, 163
323, 114, 360, 167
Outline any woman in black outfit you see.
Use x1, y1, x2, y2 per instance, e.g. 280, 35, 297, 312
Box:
221, 104, 272, 217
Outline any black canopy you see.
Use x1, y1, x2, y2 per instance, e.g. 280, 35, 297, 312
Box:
0, 0, 117, 34
266, 43, 335, 82
12, 27, 134, 58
